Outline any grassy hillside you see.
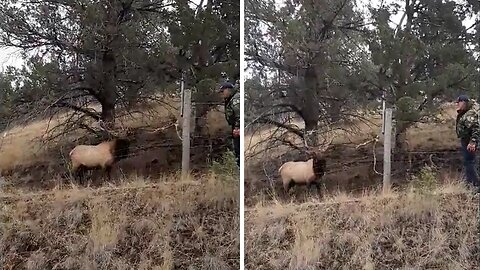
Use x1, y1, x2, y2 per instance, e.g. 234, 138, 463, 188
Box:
1, 173, 239, 269
0, 98, 178, 173
246, 181, 479, 269
0, 97, 231, 191
245, 104, 458, 160
244, 103, 463, 206
244, 104, 478, 269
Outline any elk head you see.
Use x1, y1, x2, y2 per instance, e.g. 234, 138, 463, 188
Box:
304, 133, 333, 178
96, 119, 131, 140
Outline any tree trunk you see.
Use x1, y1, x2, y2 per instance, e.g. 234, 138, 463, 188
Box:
328, 100, 341, 123
299, 50, 327, 148
300, 87, 321, 147
395, 127, 409, 153
100, 98, 115, 127
100, 1, 118, 129
99, 49, 117, 129
304, 119, 319, 147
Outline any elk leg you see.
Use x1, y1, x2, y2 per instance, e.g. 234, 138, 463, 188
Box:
105, 165, 112, 182
284, 180, 295, 194
71, 168, 78, 183
208, 141, 213, 161
75, 166, 85, 185
306, 182, 312, 194
283, 180, 289, 193
313, 181, 322, 197
71, 163, 79, 182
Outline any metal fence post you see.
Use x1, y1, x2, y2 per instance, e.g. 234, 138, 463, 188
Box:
383, 108, 393, 193
181, 77, 191, 180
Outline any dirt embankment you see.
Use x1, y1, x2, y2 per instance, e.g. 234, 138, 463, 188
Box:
1, 178, 239, 270
0, 103, 232, 191
245, 141, 464, 207
246, 191, 479, 270
245, 107, 463, 206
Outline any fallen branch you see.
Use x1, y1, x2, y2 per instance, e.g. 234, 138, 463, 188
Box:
355, 135, 382, 175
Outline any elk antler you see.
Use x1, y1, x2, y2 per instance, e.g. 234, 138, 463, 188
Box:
318, 132, 334, 153
174, 119, 182, 141
303, 130, 312, 155
304, 134, 309, 149
303, 129, 334, 156
97, 120, 122, 138
303, 129, 315, 149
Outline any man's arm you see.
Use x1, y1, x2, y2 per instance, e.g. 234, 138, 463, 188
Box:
232, 94, 240, 129
466, 113, 480, 145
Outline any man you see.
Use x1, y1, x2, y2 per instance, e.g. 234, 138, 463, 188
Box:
455, 94, 480, 191
218, 82, 240, 167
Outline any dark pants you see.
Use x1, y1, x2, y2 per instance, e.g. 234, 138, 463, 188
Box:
233, 135, 240, 167
460, 139, 479, 189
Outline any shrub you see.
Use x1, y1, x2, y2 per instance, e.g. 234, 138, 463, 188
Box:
210, 150, 238, 180
410, 165, 438, 193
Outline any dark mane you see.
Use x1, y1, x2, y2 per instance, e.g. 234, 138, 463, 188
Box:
310, 153, 327, 178
112, 138, 131, 161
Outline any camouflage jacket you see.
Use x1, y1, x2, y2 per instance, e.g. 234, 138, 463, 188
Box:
456, 100, 480, 145
224, 88, 240, 129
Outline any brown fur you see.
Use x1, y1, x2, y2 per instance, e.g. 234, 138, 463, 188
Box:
69, 138, 130, 183
278, 153, 327, 194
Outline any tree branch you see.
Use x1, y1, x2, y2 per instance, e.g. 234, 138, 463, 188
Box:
52, 101, 101, 121
255, 117, 304, 139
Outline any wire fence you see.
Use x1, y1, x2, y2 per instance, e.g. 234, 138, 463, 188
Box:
0, 89, 231, 181
245, 150, 468, 208
253, 149, 463, 176
245, 123, 467, 199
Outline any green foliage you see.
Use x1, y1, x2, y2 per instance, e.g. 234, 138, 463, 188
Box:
396, 96, 420, 125
169, 0, 240, 82
209, 151, 238, 181
410, 166, 438, 194
0, 0, 239, 127
366, 0, 479, 150
245, 0, 371, 133
245, 0, 479, 148
194, 78, 219, 103
0, 69, 16, 120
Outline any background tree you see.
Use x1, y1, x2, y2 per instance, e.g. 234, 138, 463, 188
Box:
169, 0, 240, 129
245, 0, 371, 148
0, 0, 176, 128
245, 0, 479, 156
367, 0, 478, 152
0, 67, 18, 130
0, 0, 239, 136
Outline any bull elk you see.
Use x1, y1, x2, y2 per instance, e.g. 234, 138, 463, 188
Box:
278, 134, 333, 195
69, 120, 132, 184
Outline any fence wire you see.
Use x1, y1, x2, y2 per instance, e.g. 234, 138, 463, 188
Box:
0, 98, 231, 179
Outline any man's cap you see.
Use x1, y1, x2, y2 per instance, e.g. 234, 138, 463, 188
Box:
218, 82, 234, 92
456, 95, 469, 102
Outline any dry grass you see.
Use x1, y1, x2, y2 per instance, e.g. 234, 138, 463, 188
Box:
0, 97, 228, 174
245, 103, 459, 159
407, 121, 457, 150
0, 113, 70, 171
0, 94, 237, 269
0, 98, 180, 173
245, 103, 476, 269
245, 180, 479, 270
0, 173, 239, 270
